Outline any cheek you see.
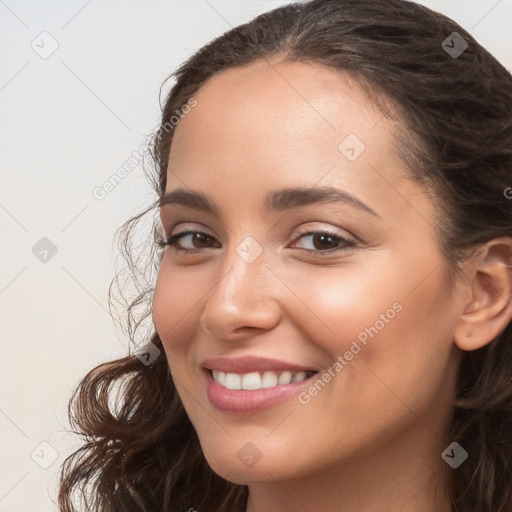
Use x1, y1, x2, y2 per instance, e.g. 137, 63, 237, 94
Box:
279, 254, 456, 410
151, 260, 208, 355
276, 260, 399, 349
263, 261, 456, 466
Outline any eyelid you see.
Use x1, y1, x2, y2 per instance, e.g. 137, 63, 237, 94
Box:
291, 224, 354, 243
288, 231, 355, 255
162, 229, 219, 250
160, 224, 356, 257
162, 220, 215, 239
164, 221, 353, 239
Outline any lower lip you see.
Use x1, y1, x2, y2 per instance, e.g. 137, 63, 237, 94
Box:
202, 368, 318, 414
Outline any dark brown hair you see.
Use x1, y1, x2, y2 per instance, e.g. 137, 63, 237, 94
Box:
58, 1, 512, 510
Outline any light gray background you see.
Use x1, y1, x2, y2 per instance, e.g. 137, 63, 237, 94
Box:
1, 1, 511, 510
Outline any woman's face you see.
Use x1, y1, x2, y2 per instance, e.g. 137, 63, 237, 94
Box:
152, 59, 463, 484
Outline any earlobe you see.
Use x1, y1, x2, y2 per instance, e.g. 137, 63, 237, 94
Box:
453, 237, 512, 352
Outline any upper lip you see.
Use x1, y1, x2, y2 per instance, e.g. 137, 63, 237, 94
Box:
200, 356, 318, 374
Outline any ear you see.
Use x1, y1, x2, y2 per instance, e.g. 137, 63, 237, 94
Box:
453, 237, 512, 351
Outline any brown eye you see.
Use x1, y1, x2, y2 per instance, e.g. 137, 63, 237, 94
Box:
291, 231, 355, 255
165, 231, 221, 253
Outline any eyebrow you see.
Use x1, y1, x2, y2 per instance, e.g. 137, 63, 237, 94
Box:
158, 186, 381, 219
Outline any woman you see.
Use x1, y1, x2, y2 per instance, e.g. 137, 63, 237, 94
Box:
58, 1, 512, 511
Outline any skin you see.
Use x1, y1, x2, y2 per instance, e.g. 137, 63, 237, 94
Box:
151, 58, 512, 512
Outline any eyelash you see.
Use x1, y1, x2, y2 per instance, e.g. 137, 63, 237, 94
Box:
157, 229, 355, 256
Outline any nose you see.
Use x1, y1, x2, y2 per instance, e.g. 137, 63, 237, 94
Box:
200, 248, 281, 340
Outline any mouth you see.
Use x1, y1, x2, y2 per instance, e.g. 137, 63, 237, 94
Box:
201, 367, 320, 414
206, 368, 318, 390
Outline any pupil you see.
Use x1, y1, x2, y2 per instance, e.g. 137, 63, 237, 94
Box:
314, 234, 336, 250
194, 233, 210, 247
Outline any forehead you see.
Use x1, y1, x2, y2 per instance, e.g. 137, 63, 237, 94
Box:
168, 59, 404, 173
165, 58, 429, 225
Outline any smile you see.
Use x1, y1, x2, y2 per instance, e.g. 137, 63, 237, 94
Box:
211, 369, 316, 390
202, 367, 320, 414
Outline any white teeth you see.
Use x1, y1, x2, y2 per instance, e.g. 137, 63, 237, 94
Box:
211, 369, 313, 390
292, 371, 307, 382
241, 372, 262, 390
224, 372, 242, 390
212, 369, 226, 386
278, 371, 292, 385
261, 371, 278, 388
